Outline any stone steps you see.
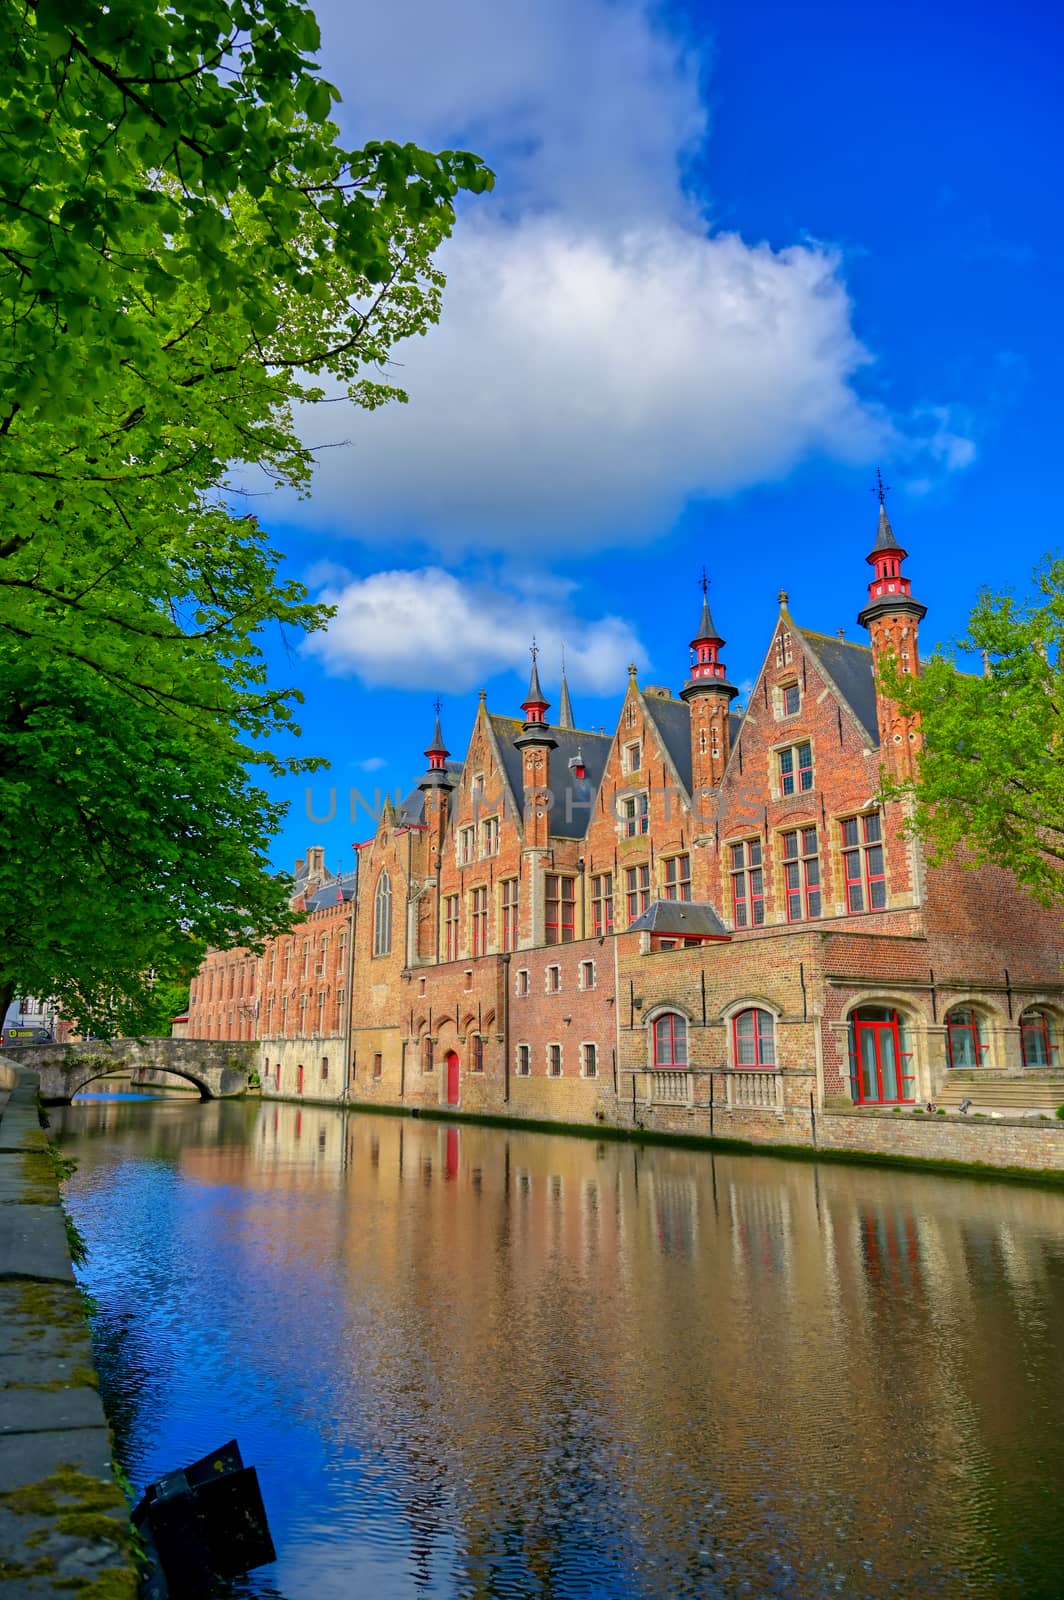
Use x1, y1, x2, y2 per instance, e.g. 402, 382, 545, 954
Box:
936, 1075, 1064, 1112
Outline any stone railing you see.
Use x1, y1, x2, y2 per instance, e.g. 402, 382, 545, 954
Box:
648, 1069, 693, 1106
640, 1068, 787, 1114
723, 1069, 785, 1112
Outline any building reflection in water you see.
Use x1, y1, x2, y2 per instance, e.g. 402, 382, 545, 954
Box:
55, 1098, 1064, 1600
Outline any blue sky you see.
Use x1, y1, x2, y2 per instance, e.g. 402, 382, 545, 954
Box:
253, 0, 1062, 875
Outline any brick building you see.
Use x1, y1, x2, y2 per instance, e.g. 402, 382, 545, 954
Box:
187, 498, 1064, 1129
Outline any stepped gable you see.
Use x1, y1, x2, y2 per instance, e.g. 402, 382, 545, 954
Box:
797, 630, 879, 746
488, 713, 611, 839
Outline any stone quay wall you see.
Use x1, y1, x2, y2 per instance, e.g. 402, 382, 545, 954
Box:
0, 1054, 136, 1596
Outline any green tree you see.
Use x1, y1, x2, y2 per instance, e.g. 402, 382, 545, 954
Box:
0, 0, 492, 1027
880, 557, 1064, 906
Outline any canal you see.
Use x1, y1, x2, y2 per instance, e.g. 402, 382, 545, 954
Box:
53, 1096, 1064, 1599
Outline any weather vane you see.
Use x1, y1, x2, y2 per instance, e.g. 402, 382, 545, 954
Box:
433, 694, 442, 718
872, 467, 890, 506
530, 636, 538, 665
699, 566, 709, 599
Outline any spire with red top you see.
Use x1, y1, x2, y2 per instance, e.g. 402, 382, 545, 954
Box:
858, 471, 927, 629
681, 571, 737, 701
425, 696, 450, 771
520, 638, 550, 727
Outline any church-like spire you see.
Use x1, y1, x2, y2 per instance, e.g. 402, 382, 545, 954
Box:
521, 638, 550, 727
681, 570, 735, 700
859, 473, 924, 624
870, 469, 903, 554
420, 696, 453, 792
557, 646, 575, 730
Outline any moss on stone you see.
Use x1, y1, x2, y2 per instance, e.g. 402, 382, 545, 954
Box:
55, 1569, 138, 1599
0, 1464, 125, 1518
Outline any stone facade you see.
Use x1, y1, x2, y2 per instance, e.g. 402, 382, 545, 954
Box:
184, 503, 1064, 1144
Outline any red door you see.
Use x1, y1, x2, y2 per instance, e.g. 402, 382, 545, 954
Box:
297, 1063, 304, 1096
446, 1050, 460, 1106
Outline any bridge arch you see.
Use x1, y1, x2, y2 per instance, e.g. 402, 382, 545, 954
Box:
67, 1065, 213, 1102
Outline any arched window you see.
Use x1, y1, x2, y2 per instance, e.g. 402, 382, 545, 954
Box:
733, 1007, 776, 1067
945, 1006, 986, 1069
848, 1007, 914, 1105
1021, 1008, 1056, 1068
652, 1012, 687, 1068
373, 871, 392, 956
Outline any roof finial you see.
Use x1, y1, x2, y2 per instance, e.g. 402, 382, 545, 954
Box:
521, 637, 549, 724
873, 467, 890, 507
558, 642, 575, 730
778, 589, 789, 608
530, 636, 538, 667
433, 694, 442, 718
699, 566, 709, 600
425, 696, 449, 767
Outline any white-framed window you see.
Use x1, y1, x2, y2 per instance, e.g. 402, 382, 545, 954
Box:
481, 816, 500, 857
579, 959, 595, 990
623, 740, 642, 774
582, 1042, 598, 1078
546, 964, 561, 994
457, 825, 475, 864
620, 792, 649, 837
516, 1043, 531, 1076
515, 968, 530, 997
547, 1043, 563, 1077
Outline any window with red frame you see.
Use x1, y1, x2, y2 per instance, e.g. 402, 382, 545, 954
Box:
842, 813, 886, 912
501, 878, 519, 951
1021, 1008, 1056, 1067
471, 885, 488, 956
653, 1012, 687, 1067
545, 874, 575, 944
621, 792, 649, 836
663, 854, 692, 901
946, 1006, 987, 1069
782, 827, 821, 921
730, 840, 764, 928
372, 1052, 383, 1079
733, 1007, 776, 1067
778, 741, 813, 795
592, 872, 614, 936
625, 864, 650, 923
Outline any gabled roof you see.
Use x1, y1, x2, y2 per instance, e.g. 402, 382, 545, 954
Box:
488, 714, 612, 840
627, 900, 729, 938
798, 630, 880, 746
303, 867, 359, 912
640, 693, 693, 793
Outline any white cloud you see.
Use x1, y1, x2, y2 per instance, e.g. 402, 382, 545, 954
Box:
293, 217, 887, 548
352, 756, 388, 772
279, 0, 975, 551
304, 567, 644, 693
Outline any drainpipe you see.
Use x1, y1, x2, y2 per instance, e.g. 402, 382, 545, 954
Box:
501, 952, 511, 1104
344, 864, 359, 1097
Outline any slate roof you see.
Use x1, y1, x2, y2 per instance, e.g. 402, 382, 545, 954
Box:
798, 630, 880, 746
398, 762, 464, 825
488, 714, 612, 839
303, 867, 358, 912
640, 693, 742, 796
627, 900, 730, 938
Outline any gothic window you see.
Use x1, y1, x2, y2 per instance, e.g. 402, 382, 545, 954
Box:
373, 871, 392, 956
733, 1007, 776, 1067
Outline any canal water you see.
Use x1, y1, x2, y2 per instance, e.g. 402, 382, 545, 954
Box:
53, 1097, 1064, 1600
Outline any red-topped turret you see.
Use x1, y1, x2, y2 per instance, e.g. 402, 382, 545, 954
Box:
857, 475, 927, 780
424, 700, 450, 773
681, 573, 737, 795
514, 640, 557, 851
520, 641, 550, 727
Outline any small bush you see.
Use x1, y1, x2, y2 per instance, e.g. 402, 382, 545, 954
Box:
936, 1108, 947, 1115
1056, 1104, 1064, 1120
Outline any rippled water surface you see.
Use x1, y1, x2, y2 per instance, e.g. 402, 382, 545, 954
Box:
53, 1098, 1064, 1599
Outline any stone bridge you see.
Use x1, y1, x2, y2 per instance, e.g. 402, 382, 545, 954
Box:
4, 1038, 258, 1103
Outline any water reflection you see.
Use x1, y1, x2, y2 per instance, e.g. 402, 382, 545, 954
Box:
53, 1099, 1064, 1600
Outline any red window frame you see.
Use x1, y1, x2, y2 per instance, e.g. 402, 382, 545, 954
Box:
847, 1008, 915, 1104
779, 741, 813, 795
730, 840, 764, 928
733, 1007, 776, 1067
625, 864, 650, 923
842, 813, 887, 912
1021, 1009, 1056, 1067
946, 1007, 987, 1069
372, 1052, 383, 1079
501, 878, 519, 952
652, 1012, 688, 1068
471, 886, 489, 956
782, 682, 800, 716
444, 895, 460, 962
664, 854, 692, 901
545, 874, 576, 944
782, 827, 821, 922
592, 873, 614, 936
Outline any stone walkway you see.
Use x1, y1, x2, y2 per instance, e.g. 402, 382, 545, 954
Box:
0, 1056, 135, 1598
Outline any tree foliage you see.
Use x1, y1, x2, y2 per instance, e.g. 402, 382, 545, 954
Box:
0, 0, 492, 1027
880, 557, 1064, 906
